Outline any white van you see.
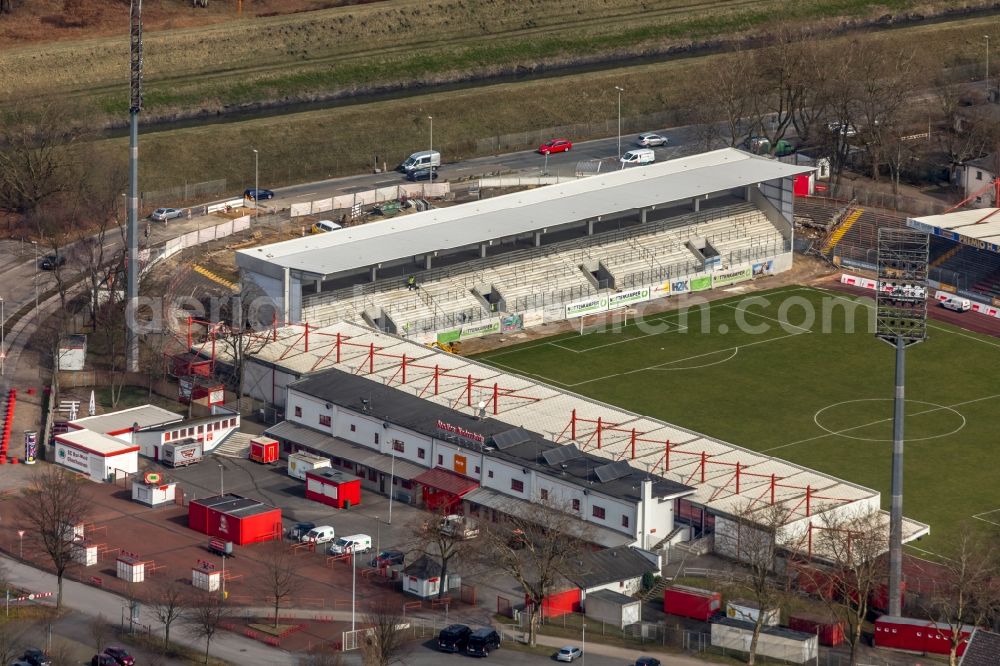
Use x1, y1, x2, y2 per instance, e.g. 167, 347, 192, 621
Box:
398, 150, 441, 173
620, 148, 655, 166
328, 534, 372, 555
300, 525, 335, 544
941, 296, 971, 312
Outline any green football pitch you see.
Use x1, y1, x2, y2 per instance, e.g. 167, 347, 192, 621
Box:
474, 285, 1000, 553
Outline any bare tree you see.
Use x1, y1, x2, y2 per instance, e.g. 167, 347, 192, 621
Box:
212, 290, 275, 406
257, 541, 301, 627
0, 619, 28, 665
715, 502, 798, 665
15, 466, 92, 608
150, 577, 191, 650
0, 103, 90, 215
699, 50, 755, 148
921, 528, 1000, 666
479, 500, 590, 647
747, 27, 810, 149
807, 508, 889, 666
854, 44, 920, 184
410, 506, 477, 600
360, 598, 407, 666
186, 593, 231, 664
90, 613, 111, 656
0, 0, 13, 16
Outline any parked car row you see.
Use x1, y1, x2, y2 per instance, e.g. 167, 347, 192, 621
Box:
437, 624, 501, 657
296, 524, 374, 555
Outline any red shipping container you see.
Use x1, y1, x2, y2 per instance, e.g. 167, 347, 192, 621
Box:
538, 588, 581, 617
873, 615, 974, 656
664, 585, 722, 621
789, 613, 845, 647
249, 436, 279, 464
188, 495, 282, 545
305, 469, 362, 509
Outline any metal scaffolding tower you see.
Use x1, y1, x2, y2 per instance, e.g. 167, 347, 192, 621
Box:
874, 228, 929, 617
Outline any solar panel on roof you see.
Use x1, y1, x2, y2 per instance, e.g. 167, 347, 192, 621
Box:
491, 428, 531, 450
541, 444, 582, 466
594, 460, 633, 483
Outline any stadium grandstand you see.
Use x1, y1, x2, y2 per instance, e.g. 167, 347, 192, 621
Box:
815, 198, 1000, 305
206, 319, 930, 561
236, 148, 808, 343
909, 209, 1000, 301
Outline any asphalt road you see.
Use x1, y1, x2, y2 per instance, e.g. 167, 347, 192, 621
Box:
272, 126, 705, 209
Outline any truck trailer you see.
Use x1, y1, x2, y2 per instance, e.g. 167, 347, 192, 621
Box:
162, 440, 203, 467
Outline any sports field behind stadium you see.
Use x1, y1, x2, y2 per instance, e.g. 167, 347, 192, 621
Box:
475, 285, 1000, 553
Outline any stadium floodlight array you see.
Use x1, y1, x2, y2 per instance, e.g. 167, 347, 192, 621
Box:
875, 228, 929, 344
875, 227, 929, 618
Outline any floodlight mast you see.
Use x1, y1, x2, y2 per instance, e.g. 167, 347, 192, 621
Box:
874, 228, 929, 617
126, 0, 143, 372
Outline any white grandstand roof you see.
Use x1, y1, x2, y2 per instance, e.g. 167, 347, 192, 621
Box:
215, 320, 929, 542
908, 209, 1000, 253
237, 148, 812, 279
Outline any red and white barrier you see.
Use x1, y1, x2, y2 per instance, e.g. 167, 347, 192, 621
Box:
840, 274, 1000, 319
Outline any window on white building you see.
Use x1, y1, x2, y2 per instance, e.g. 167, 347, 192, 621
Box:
511, 479, 524, 493
592, 505, 606, 519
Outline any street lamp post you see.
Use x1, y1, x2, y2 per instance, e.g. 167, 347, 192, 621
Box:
351, 544, 357, 632
17, 530, 24, 560
1, 297, 5, 376
428, 116, 434, 184
581, 620, 586, 666
217, 463, 224, 497
986, 35, 991, 95
31, 241, 38, 320
387, 447, 396, 525
615, 86, 624, 159
253, 149, 259, 220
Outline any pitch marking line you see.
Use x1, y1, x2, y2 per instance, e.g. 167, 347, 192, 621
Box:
558, 320, 687, 354
971, 508, 1000, 528
721, 302, 814, 333
567, 330, 806, 387
762, 393, 999, 453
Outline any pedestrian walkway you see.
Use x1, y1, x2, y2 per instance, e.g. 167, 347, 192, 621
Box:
1, 555, 299, 666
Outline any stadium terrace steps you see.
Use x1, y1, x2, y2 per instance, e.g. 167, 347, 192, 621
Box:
301, 202, 789, 333
929, 243, 963, 269
934, 245, 1000, 291
822, 208, 864, 254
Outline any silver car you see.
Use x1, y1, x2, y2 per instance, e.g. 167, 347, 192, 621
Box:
636, 132, 668, 147
151, 207, 183, 222
555, 645, 582, 662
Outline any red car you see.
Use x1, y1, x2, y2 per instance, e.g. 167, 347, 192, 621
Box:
538, 138, 572, 154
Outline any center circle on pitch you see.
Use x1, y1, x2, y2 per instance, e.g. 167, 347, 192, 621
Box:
813, 398, 966, 442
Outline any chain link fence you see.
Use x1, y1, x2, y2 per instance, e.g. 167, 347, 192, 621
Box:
142, 178, 228, 206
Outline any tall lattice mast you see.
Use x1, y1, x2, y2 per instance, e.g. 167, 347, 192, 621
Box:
126, 0, 143, 372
